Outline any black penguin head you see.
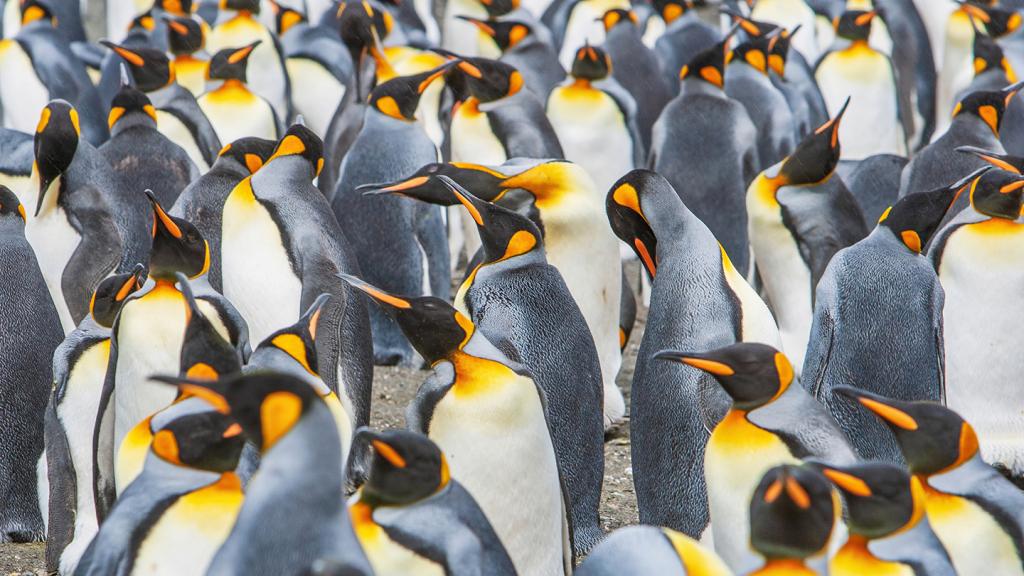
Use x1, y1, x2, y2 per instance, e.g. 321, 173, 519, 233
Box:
440, 175, 543, 264
571, 44, 612, 81
153, 371, 323, 453
100, 41, 175, 92
265, 123, 325, 178
339, 274, 474, 364
368, 66, 450, 121
749, 465, 837, 561
679, 27, 736, 88
451, 57, 524, 103
777, 99, 848, 186
0, 185, 26, 225
357, 428, 450, 506
607, 170, 663, 278
217, 136, 278, 174
952, 82, 1024, 137
809, 461, 924, 539
108, 81, 158, 131
652, 0, 693, 24
176, 272, 243, 381
601, 8, 638, 32
220, 0, 260, 13
731, 34, 775, 76
768, 26, 798, 76
337, 1, 393, 73
20, 0, 55, 26
835, 386, 981, 477
358, 162, 507, 205
157, 0, 194, 15
960, 1, 1022, 38
270, 0, 306, 35
966, 167, 1024, 219
477, 0, 519, 18
973, 31, 1014, 80
150, 410, 245, 471
33, 100, 80, 214
208, 42, 260, 83
876, 174, 971, 253
655, 343, 795, 411
89, 264, 146, 328
457, 17, 533, 52
164, 15, 204, 55
834, 10, 875, 42
256, 294, 330, 377
147, 192, 210, 280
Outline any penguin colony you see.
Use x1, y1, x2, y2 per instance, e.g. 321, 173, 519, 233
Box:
2, 0, 1024, 574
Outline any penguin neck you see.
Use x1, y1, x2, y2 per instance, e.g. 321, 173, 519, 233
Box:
679, 77, 725, 98
951, 111, 1001, 140
213, 78, 251, 95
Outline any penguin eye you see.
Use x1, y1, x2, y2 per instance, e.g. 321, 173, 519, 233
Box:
186, 231, 200, 244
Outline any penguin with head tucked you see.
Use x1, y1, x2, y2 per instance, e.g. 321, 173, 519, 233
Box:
803, 178, 969, 464
652, 0, 721, 96
199, 41, 281, 144
164, 14, 210, 97
100, 70, 201, 208
606, 170, 781, 539
746, 103, 868, 373
926, 166, 1024, 480
44, 266, 146, 574
206, 0, 292, 123
651, 32, 760, 275
810, 461, 957, 576
460, 16, 565, 100
74, 408, 246, 576
101, 41, 223, 171
0, 186, 63, 543
219, 123, 374, 479
333, 68, 451, 366
747, 464, 839, 576
23, 100, 150, 334
340, 272, 575, 572
171, 136, 276, 292
575, 525, 731, 576
0, 0, 108, 144
901, 83, 1024, 197
656, 343, 855, 572
546, 44, 643, 198
348, 428, 517, 576
839, 387, 1024, 575
153, 371, 374, 574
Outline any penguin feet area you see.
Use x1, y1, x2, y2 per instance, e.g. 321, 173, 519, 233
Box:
7, 0, 1024, 574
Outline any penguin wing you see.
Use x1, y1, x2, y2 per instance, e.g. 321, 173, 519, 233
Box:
929, 457, 1024, 552
63, 186, 126, 325
156, 88, 223, 168
0, 128, 34, 176
406, 362, 456, 434
487, 93, 565, 159
748, 386, 858, 464
801, 269, 839, 400
593, 77, 647, 166
92, 325, 121, 522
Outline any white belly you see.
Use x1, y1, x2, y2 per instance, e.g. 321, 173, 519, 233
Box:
286, 58, 346, 139
924, 487, 1024, 576
57, 340, 111, 575
0, 41, 50, 134
442, 0, 487, 56
939, 221, 1024, 473
207, 18, 289, 120
24, 202, 82, 335
156, 111, 209, 172
221, 191, 303, 346
546, 87, 635, 194
428, 377, 567, 576
198, 93, 278, 147
935, 12, 974, 137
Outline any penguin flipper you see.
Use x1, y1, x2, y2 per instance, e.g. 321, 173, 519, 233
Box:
91, 337, 119, 523
44, 394, 76, 573
405, 362, 456, 434
61, 186, 124, 325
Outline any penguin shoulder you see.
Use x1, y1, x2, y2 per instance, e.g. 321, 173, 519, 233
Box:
928, 455, 1024, 535
747, 385, 857, 464
407, 361, 457, 434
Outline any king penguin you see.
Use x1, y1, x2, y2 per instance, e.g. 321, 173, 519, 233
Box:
164, 14, 210, 97
749, 0, 821, 62
655, 343, 855, 572
460, 16, 566, 100
606, 169, 781, 539
348, 428, 517, 575
810, 461, 957, 576
575, 525, 731, 576
839, 387, 1024, 576
0, 186, 63, 543
199, 42, 281, 144
44, 266, 146, 574
651, 32, 760, 275
652, 0, 721, 96
746, 102, 868, 372
804, 179, 967, 464
0, 127, 33, 197
152, 371, 374, 575
340, 273, 575, 573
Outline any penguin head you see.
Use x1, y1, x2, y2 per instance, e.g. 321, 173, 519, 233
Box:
270, 0, 306, 35
775, 99, 848, 186
965, 167, 1024, 219
129, 10, 157, 33
835, 386, 981, 477
256, 294, 330, 377
571, 44, 612, 81
157, 0, 194, 15
601, 9, 639, 32
952, 82, 1024, 137
457, 17, 534, 52
750, 465, 837, 561
809, 461, 925, 539
265, 123, 325, 178
207, 42, 260, 83
0, 185, 26, 226
606, 170, 665, 278
153, 371, 325, 453
89, 264, 146, 327
337, 1, 394, 74
338, 274, 475, 364
652, 0, 693, 24
368, 65, 450, 121
973, 31, 1016, 82
163, 15, 204, 55
678, 26, 736, 88
356, 428, 450, 506
20, 0, 55, 26
833, 10, 875, 42
731, 34, 775, 76
357, 162, 507, 205
33, 100, 80, 214
440, 175, 544, 264
450, 57, 524, 103
108, 82, 159, 131
217, 136, 278, 174
721, 7, 778, 39
876, 174, 971, 253
176, 272, 243, 382
768, 26, 798, 76
220, 0, 260, 13
150, 410, 245, 471
146, 192, 210, 280
655, 343, 795, 411
960, 1, 1022, 38
100, 41, 175, 92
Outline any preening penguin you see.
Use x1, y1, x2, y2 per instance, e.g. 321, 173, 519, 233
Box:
575, 525, 731, 576
199, 42, 281, 144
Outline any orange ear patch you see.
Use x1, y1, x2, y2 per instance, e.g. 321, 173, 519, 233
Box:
260, 391, 302, 450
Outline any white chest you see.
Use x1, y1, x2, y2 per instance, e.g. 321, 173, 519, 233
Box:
24, 200, 81, 334
199, 90, 277, 146
286, 58, 346, 139
0, 40, 49, 134
207, 18, 288, 117
925, 488, 1024, 576
547, 88, 634, 194
450, 107, 506, 166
